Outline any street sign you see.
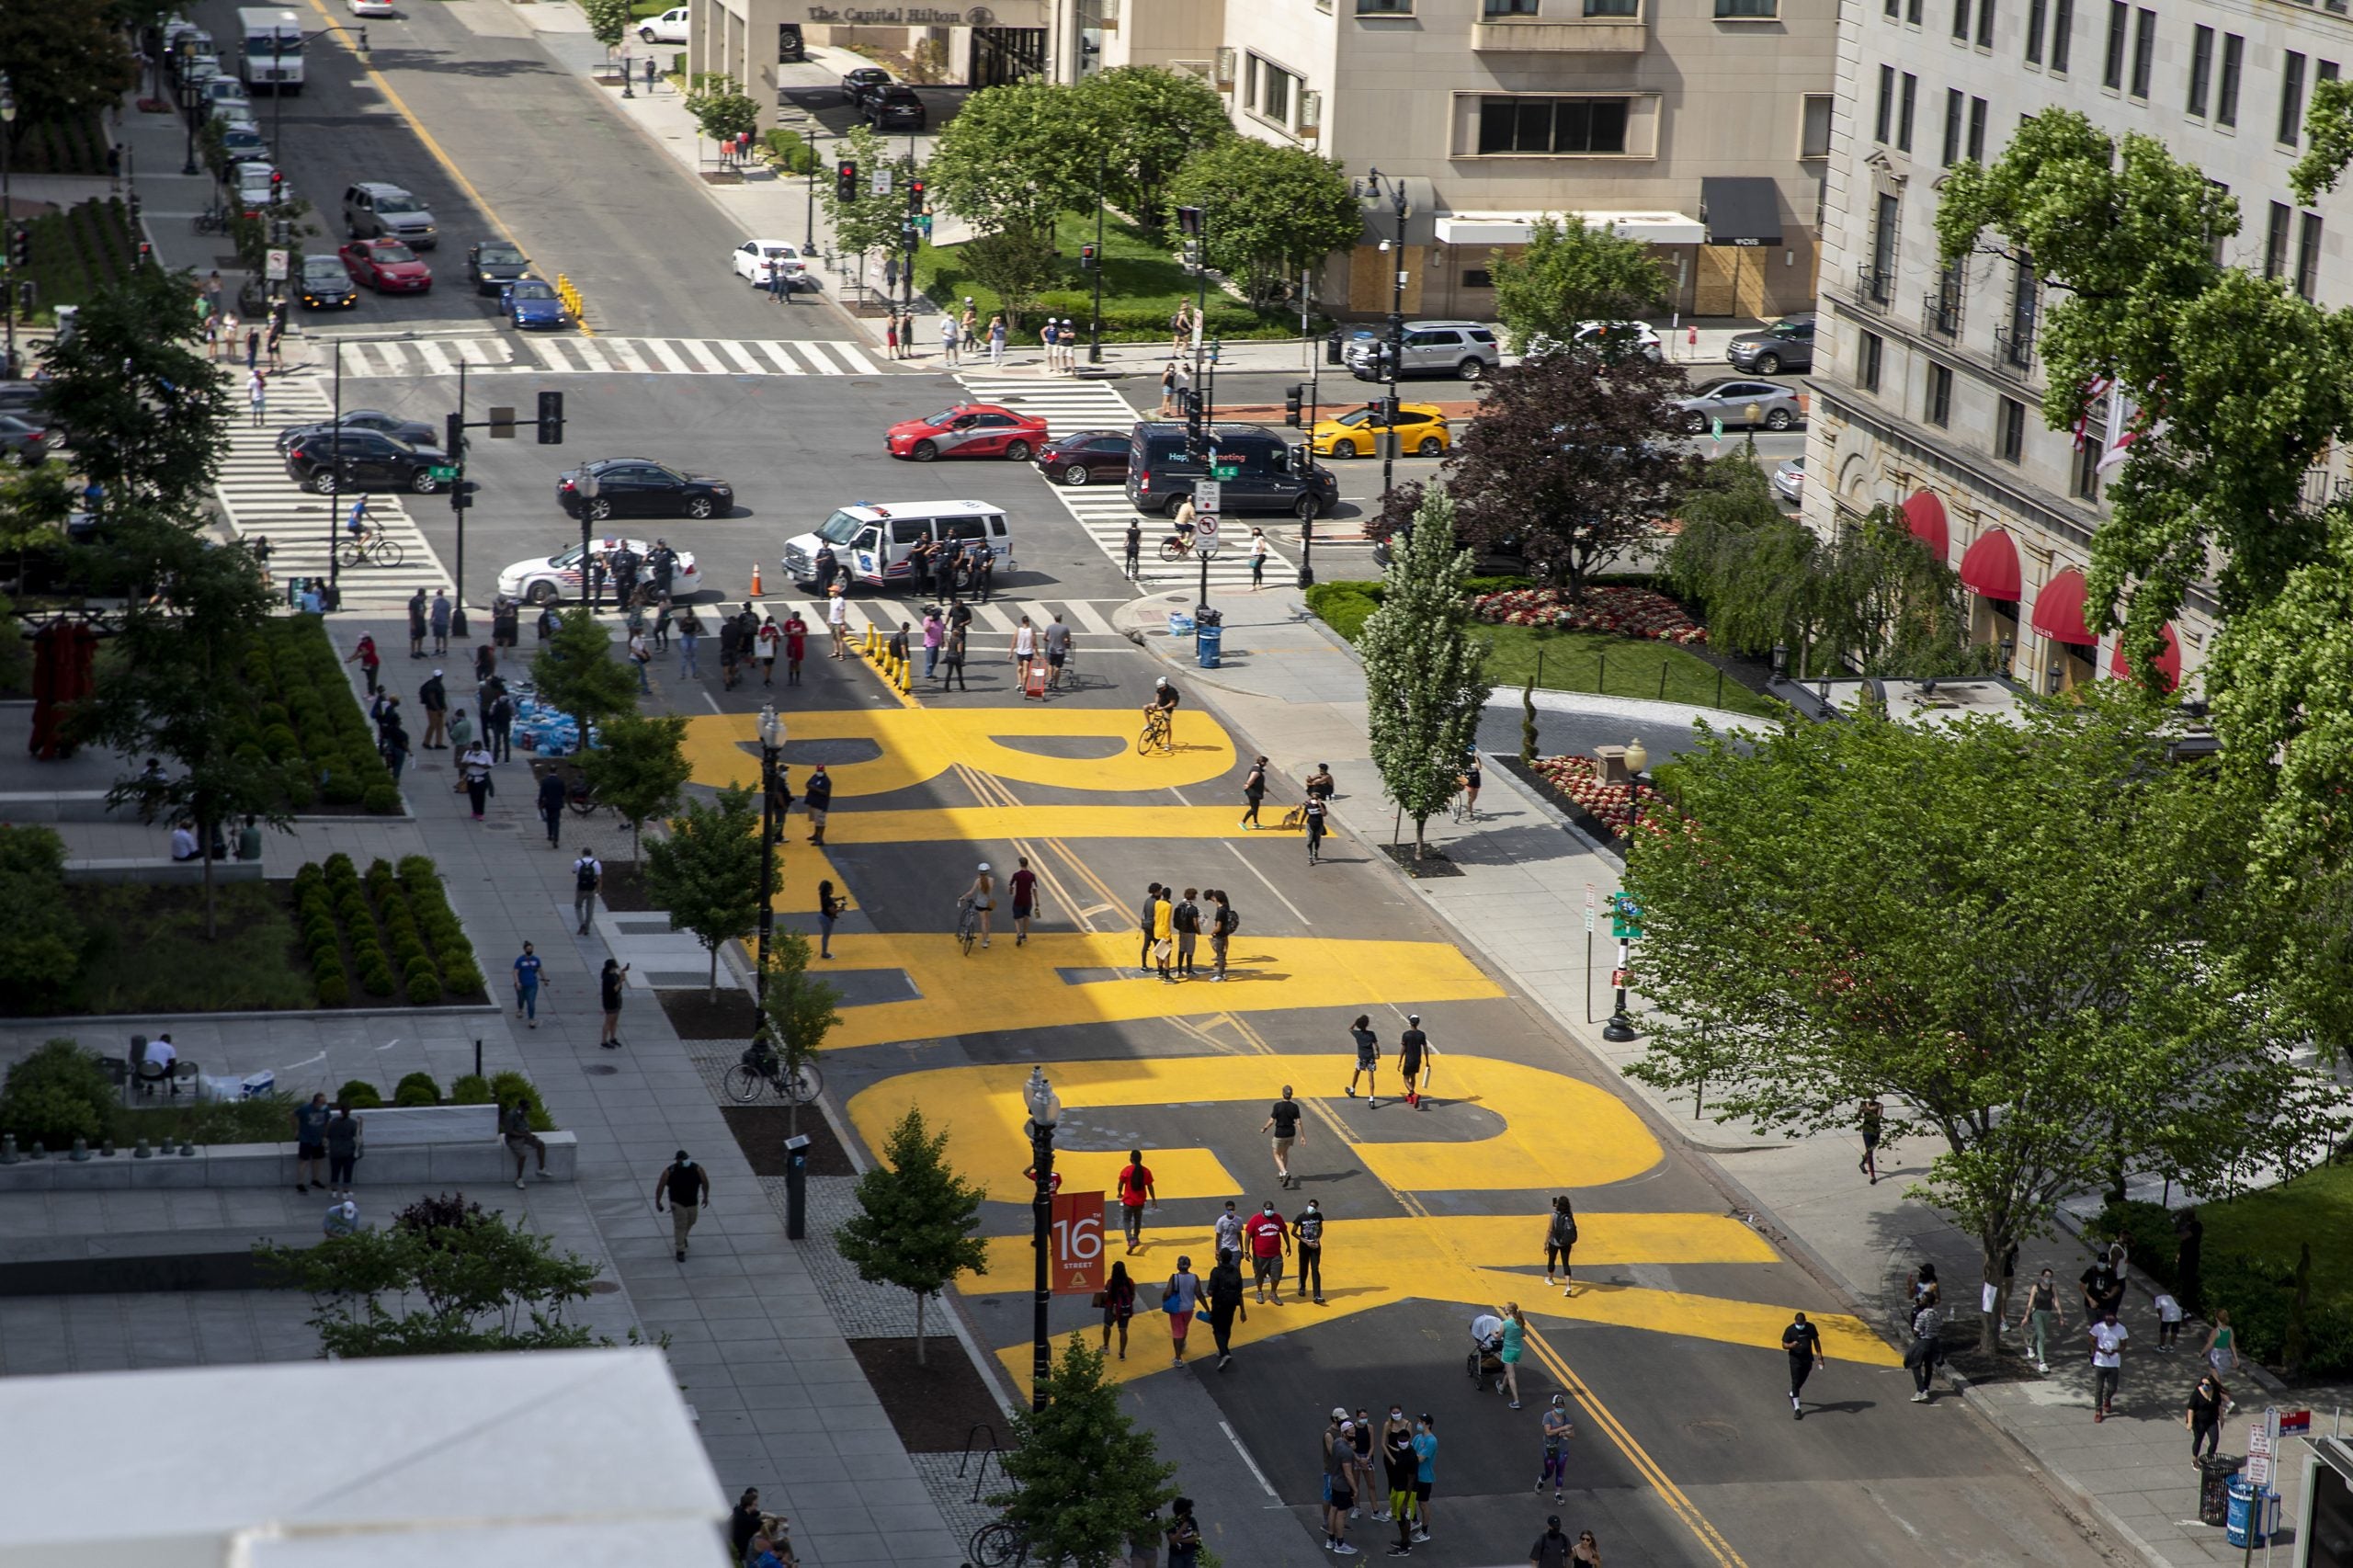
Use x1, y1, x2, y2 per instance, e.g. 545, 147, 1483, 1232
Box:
427, 465, 458, 482
870, 167, 892, 197
265, 248, 289, 281
1194, 516, 1221, 556
1192, 479, 1222, 514
1610, 893, 1644, 941
2248, 1408, 2279, 1488
1210, 460, 1239, 481
1049, 1190, 1105, 1295
2280, 1409, 2313, 1435
1583, 881, 1597, 934
1710, 416, 1724, 443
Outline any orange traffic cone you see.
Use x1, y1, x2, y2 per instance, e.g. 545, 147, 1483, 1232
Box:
750, 562, 764, 597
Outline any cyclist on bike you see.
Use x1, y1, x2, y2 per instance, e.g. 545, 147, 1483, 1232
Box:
344, 494, 370, 546
1142, 677, 1181, 749
961, 861, 995, 949
1169, 494, 1198, 553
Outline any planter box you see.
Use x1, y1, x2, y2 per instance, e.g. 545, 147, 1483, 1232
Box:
0, 1131, 576, 1190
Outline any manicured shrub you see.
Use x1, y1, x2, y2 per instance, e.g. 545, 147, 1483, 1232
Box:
448, 1074, 494, 1105
404, 971, 442, 1006
314, 971, 349, 1006
392, 1072, 442, 1107
360, 961, 397, 997
403, 955, 439, 987
322, 768, 367, 807
361, 784, 401, 814
441, 960, 483, 996
323, 853, 356, 881
336, 1079, 384, 1108
0, 1040, 116, 1149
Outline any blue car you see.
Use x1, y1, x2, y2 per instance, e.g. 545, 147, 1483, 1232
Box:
500, 278, 568, 330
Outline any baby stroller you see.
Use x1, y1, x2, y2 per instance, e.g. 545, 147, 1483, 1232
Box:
1466, 1312, 1506, 1388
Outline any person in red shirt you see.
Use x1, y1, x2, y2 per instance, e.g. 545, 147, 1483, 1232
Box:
1118, 1149, 1156, 1252
781, 612, 809, 687
347, 632, 381, 696
1243, 1200, 1290, 1304
1008, 855, 1041, 946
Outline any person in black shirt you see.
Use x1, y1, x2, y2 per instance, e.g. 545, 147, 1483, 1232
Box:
537, 767, 567, 848
598, 957, 629, 1049
654, 1149, 710, 1262
2080, 1258, 2125, 1322
1529, 1516, 1573, 1568
1294, 1199, 1326, 1304
1397, 1015, 1429, 1108
1263, 1086, 1304, 1189
2186, 1371, 2228, 1460
729, 1488, 767, 1563
1205, 1248, 1247, 1369
1346, 1015, 1381, 1105
1781, 1311, 1825, 1419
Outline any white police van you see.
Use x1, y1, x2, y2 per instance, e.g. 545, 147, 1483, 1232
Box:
781, 501, 1013, 593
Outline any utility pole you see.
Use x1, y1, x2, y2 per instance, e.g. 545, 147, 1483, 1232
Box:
1087, 154, 1105, 365
1364, 168, 1411, 522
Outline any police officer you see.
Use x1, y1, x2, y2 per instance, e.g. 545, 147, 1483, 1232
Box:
608, 541, 642, 610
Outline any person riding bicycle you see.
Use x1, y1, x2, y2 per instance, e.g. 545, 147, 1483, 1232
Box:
1142, 676, 1181, 733
1170, 494, 1198, 550
961, 861, 995, 949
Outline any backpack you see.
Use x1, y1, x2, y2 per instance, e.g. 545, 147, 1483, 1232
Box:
575, 858, 598, 892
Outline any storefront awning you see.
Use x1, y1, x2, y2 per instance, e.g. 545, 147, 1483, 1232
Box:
1901, 489, 1948, 560
1958, 527, 2021, 601
1699, 176, 1783, 247
2031, 568, 2099, 647
1433, 211, 1707, 248
2109, 622, 2183, 690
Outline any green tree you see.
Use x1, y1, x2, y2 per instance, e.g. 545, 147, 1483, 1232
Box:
0, 827, 86, 1011
578, 712, 690, 863
0, 0, 139, 134
642, 786, 770, 999
961, 221, 1063, 328
686, 74, 760, 147
0, 1039, 114, 1151
820, 127, 919, 296
834, 1105, 986, 1365
926, 81, 1098, 237
36, 267, 226, 518
1360, 487, 1492, 858
760, 927, 841, 1138
580, 0, 631, 52
1621, 689, 2333, 1354
529, 605, 638, 743
1488, 214, 1670, 356
990, 1338, 1176, 1566
1165, 139, 1361, 307
1074, 67, 1233, 230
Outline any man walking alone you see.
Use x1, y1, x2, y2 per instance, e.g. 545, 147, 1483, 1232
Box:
654, 1149, 710, 1262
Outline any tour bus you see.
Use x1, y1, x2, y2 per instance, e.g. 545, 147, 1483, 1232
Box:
238, 7, 306, 93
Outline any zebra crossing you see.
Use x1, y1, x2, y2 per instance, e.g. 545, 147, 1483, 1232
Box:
217, 369, 454, 610
953, 375, 1290, 591
316, 333, 883, 381
726, 596, 1131, 642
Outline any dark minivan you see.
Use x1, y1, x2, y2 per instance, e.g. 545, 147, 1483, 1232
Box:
1123, 422, 1337, 520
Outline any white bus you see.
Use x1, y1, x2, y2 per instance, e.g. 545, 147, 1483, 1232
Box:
238, 7, 305, 93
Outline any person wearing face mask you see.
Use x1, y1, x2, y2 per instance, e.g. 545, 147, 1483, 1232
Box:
1242, 1199, 1290, 1304
1293, 1198, 1327, 1305
1204, 1247, 1246, 1369
1379, 1406, 1416, 1542
2014, 1265, 2066, 1374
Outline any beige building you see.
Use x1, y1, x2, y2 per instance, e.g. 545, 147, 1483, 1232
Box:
1056, 0, 1837, 319
688, 0, 1051, 124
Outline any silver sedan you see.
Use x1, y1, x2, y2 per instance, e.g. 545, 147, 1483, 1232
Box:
1677, 378, 1803, 434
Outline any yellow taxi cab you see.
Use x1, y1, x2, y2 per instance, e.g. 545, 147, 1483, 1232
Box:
1309, 403, 1449, 460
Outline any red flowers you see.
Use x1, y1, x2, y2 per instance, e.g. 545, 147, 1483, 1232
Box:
1530, 756, 1661, 835
1472, 586, 1707, 645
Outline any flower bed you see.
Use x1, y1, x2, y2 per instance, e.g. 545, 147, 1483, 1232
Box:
293, 853, 486, 1007
235, 617, 402, 813
1529, 755, 1662, 837
1472, 586, 1707, 645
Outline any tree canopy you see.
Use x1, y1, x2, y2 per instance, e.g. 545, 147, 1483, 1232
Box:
1360, 486, 1492, 856
642, 786, 771, 999
992, 1338, 1175, 1568
530, 605, 638, 742
833, 1106, 985, 1364
578, 712, 691, 863
926, 81, 1098, 237
1075, 67, 1233, 230
1488, 215, 1670, 355
0, 0, 140, 133
1164, 140, 1360, 308
37, 266, 226, 519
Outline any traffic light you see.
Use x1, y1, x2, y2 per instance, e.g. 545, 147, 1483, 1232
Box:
6, 223, 28, 269
1283, 384, 1303, 426
445, 413, 464, 457
907, 176, 926, 212
269, 169, 283, 204
1375, 395, 1401, 426
1183, 389, 1203, 450
836, 159, 857, 200
138, 241, 153, 266
1079, 242, 1098, 271
17, 281, 35, 316
536, 390, 564, 446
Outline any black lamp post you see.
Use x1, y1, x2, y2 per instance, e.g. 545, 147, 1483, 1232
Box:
1364, 167, 1410, 517
755, 702, 784, 995
177, 46, 199, 176
2, 74, 17, 382
1087, 153, 1106, 366
1601, 740, 1647, 1043
1023, 1067, 1060, 1412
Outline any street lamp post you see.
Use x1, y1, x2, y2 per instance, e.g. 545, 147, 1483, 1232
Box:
1602, 739, 1648, 1042
1364, 167, 1410, 519
177, 45, 199, 176
1023, 1067, 1061, 1413
2, 74, 17, 382
1087, 155, 1105, 366
755, 702, 785, 1004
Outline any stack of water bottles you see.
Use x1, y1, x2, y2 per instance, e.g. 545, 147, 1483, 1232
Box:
507, 685, 602, 756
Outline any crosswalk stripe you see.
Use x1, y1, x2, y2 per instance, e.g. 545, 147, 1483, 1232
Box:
605, 339, 653, 374
416, 341, 457, 378
754, 340, 809, 376
821, 340, 881, 375
1065, 599, 1120, 637
969, 602, 1016, 634
318, 332, 904, 380
713, 339, 765, 375
455, 337, 497, 367
745, 597, 1132, 636
643, 338, 693, 374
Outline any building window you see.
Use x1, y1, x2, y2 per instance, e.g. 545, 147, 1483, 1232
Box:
1870, 190, 1900, 301
1586, 0, 1641, 13
2025, 0, 2046, 60
1244, 55, 1258, 109
1886, 0, 1901, 16
1461, 268, 1494, 288
1859, 330, 1885, 392
2281, 51, 2308, 145
1943, 89, 1965, 164
1926, 362, 1954, 426
2130, 9, 2154, 97
1475, 96, 1631, 155
2050, 0, 2072, 71
2298, 212, 2325, 300
2219, 34, 2243, 126
2103, 0, 2127, 88
2074, 435, 2102, 500
1802, 94, 1835, 157
1898, 72, 1918, 150
1877, 64, 1896, 142
2188, 26, 2213, 114
1908, 0, 1923, 20
1484, 0, 1540, 12
2325, 60, 2342, 85
2005, 256, 2038, 363
1715, 0, 1777, 15
1968, 96, 1989, 159
1930, 258, 1964, 333
1997, 397, 2027, 462
1953, 0, 1971, 39
1976, 0, 1995, 46
1250, 56, 1298, 128
2265, 200, 2291, 278
1357, 0, 1415, 11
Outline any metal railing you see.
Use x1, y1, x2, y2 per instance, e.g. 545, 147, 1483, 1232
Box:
1922, 284, 1963, 338
1852, 262, 1893, 312
1992, 320, 2036, 378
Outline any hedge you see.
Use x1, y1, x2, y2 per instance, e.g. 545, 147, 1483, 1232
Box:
290, 853, 483, 1006
2087, 1199, 2353, 1377
236, 618, 400, 815
0, 1040, 116, 1149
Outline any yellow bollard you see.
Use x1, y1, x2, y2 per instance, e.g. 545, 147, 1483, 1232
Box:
897, 660, 913, 695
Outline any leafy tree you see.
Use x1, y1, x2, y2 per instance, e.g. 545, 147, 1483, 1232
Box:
833, 1105, 986, 1365
685, 74, 760, 147
36, 267, 226, 519
1622, 688, 2333, 1354
1443, 345, 1696, 597
580, 0, 631, 52
1164, 139, 1361, 307
0, 0, 138, 133
642, 785, 770, 999
1075, 67, 1233, 229
0, 827, 86, 1011
529, 605, 638, 744
962, 221, 1063, 328
926, 81, 1098, 236
578, 712, 690, 863
760, 928, 841, 1139
1360, 487, 1492, 858
990, 1338, 1176, 1566
258, 1194, 623, 1357
1489, 214, 1670, 355
820, 126, 919, 295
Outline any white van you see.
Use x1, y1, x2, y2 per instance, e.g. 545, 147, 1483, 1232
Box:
781, 501, 1012, 593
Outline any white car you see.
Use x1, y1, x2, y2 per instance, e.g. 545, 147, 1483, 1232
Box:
204, 78, 252, 116
234, 162, 289, 209
497, 538, 702, 606
730, 239, 805, 288
348, 0, 397, 15
639, 5, 689, 42
1772, 456, 1805, 506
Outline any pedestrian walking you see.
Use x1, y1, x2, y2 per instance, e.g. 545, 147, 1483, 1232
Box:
1529, 1516, 1573, 1568
347, 632, 381, 695
884, 312, 899, 358
1173, 887, 1200, 977
1136, 881, 1163, 971
537, 768, 566, 847
1207, 889, 1233, 981
1117, 1149, 1156, 1251
1379, 1407, 1416, 1536
267, 315, 284, 369
768, 256, 790, 303
292, 1092, 331, 1193
324, 1101, 362, 1199
1544, 1195, 1578, 1291
1159, 361, 1179, 417
1324, 1413, 1359, 1555
418, 668, 449, 749
512, 940, 545, 1027
1012, 614, 1037, 687
2200, 1308, 2237, 1373
246, 368, 267, 426
1859, 1096, 1883, 1183
718, 610, 744, 690
1497, 1304, 1527, 1406
1537, 1394, 1574, 1498
961, 300, 978, 350
1165, 1498, 1201, 1568
1250, 528, 1268, 588
1905, 1292, 1945, 1403
430, 590, 453, 655
2187, 1370, 2229, 1460
943, 624, 970, 689
597, 958, 630, 1049
2016, 1266, 2066, 1371
1350, 1407, 1379, 1517
1264, 1085, 1303, 1188
1410, 1415, 1438, 1541
1304, 794, 1329, 863
654, 1149, 710, 1262
1162, 1255, 1201, 1367
1243, 1199, 1289, 1302
1124, 517, 1142, 580
676, 608, 703, 678
1238, 755, 1270, 830
1100, 1258, 1137, 1358
1008, 855, 1040, 944
1571, 1529, 1599, 1566
504, 1096, 550, 1187
1205, 1247, 1246, 1368
941, 313, 960, 364
628, 628, 653, 694
460, 738, 494, 818
405, 588, 428, 659
814, 878, 843, 959
803, 764, 832, 845
1044, 613, 1070, 689
220, 312, 239, 361
571, 849, 604, 932
2088, 1307, 2128, 1421
783, 610, 808, 685
1345, 1015, 1381, 1104
1293, 1198, 1325, 1304
826, 585, 850, 658
988, 313, 1006, 365
922, 608, 944, 679
2080, 1252, 2124, 1323
1781, 1311, 1824, 1419
1397, 1014, 1430, 1107
2154, 1289, 2186, 1351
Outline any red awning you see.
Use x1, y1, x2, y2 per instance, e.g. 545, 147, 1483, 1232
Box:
2031, 568, 2099, 647
1958, 528, 2021, 600
2109, 622, 2183, 690
1901, 490, 1949, 559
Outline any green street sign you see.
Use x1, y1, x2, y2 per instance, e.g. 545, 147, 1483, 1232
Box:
1609, 894, 1644, 941
428, 465, 459, 481
1210, 461, 1239, 481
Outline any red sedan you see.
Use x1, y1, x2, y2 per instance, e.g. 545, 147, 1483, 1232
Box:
340, 238, 433, 293
885, 403, 1049, 462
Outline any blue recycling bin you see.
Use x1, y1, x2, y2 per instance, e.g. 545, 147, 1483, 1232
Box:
1196, 621, 1222, 669
2225, 1479, 2279, 1548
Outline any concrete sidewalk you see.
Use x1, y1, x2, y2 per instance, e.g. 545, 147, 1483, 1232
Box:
1110, 585, 2335, 1568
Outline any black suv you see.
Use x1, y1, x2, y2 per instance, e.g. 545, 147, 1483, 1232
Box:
841, 67, 892, 108
284, 429, 449, 494
865, 86, 926, 129
1123, 422, 1338, 520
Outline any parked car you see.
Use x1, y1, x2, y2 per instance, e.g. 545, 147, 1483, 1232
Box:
1345, 320, 1500, 382
342, 181, 438, 249
231, 162, 284, 213
638, 4, 688, 41
467, 239, 530, 294
1677, 378, 1803, 433
204, 78, 252, 118
0, 415, 52, 466
499, 538, 702, 606
555, 458, 733, 520
501, 278, 568, 330
730, 239, 806, 288
347, 0, 398, 16
777, 22, 804, 59
283, 428, 449, 494
1310, 402, 1449, 460
1727, 314, 1815, 375
1772, 455, 1805, 506
841, 66, 892, 107
1033, 428, 1131, 486
339, 237, 432, 293
220, 127, 271, 167
277, 409, 439, 455
294, 253, 359, 310
864, 86, 926, 130
1124, 422, 1339, 520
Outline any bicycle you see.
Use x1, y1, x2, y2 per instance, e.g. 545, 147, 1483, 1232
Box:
1449, 780, 1475, 824
1157, 531, 1199, 563
725, 1034, 824, 1106
969, 1519, 1030, 1568
1137, 707, 1173, 756
335, 531, 406, 571
191, 205, 227, 235
956, 895, 981, 956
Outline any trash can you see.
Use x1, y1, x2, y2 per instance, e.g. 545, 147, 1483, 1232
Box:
2197, 1455, 2243, 1527
2225, 1479, 2280, 1548
1326, 327, 1346, 366
1196, 614, 1223, 670
783, 1134, 810, 1241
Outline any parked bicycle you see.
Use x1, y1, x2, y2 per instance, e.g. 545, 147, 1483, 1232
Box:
968, 1519, 1030, 1568
191, 204, 227, 235
725, 1033, 824, 1106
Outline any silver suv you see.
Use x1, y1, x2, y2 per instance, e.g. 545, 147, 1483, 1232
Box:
342, 182, 438, 250
1347, 320, 1501, 382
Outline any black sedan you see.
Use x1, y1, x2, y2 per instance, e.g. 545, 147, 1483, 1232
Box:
469, 239, 530, 295
284, 429, 450, 495
276, 409, 438, 455
1034, 428, 1131, 487
295, 254, 358, 311
842, 66, 892, 107
865, 86, 926, 130
556, 457, 733, 520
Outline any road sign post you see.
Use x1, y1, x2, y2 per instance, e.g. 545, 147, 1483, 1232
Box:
1193, 514, 1221, 619
265, 248, 289, 282
1583, 882, 1597, 1022
1603, 892, 1642, 1041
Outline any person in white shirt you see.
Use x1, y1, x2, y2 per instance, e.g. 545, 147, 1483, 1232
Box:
140, 1033, 178, 1096
1012, 615, 1037, 687
1249, 528, 1270, 591
826, 585, 850, 659
2088, 1309, 2129, 1422
169, 821, 199, 860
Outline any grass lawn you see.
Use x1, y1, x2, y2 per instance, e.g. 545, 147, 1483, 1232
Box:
1481, 623, 1779, 718
913, 210, 1300, 339
64, 882, 313, 1016
2202, 1163, 2353, 1302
